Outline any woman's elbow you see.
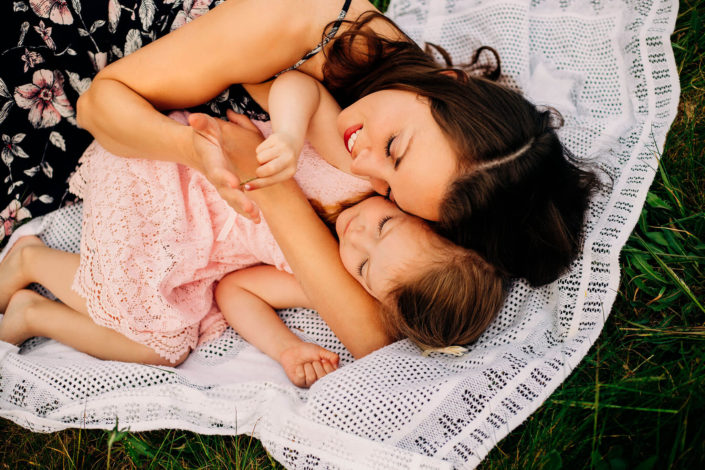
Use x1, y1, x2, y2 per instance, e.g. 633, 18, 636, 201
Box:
76, 71, 110, 130
75, 83, 95, 130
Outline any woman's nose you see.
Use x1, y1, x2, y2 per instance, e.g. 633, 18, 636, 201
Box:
351, 147, 383, 175
368, 177, 389, 196
350, 150, 390, 195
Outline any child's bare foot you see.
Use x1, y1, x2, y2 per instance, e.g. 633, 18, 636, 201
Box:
279, 342, 339, 388
0, 235, 44, 312
0, 289, 42, 346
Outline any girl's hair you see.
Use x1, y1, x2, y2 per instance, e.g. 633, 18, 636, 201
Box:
383, 234, 505, 349
322, 12, 599, 286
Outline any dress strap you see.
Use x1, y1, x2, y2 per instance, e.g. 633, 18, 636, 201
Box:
275, 0, 353, 77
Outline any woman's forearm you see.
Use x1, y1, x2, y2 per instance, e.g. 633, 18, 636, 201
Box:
256, 181, 391, 358
77, 78, 200, 170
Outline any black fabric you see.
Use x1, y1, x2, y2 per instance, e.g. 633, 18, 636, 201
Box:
0, 0, 271, 248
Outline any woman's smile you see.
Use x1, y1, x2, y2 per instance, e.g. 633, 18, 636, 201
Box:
343, 124, 362, 153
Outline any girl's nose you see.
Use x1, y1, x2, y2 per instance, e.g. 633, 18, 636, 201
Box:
347, 218, 372, 248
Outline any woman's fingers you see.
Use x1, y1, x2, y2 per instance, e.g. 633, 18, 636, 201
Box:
244, 171, 294, 191
218, 187, 260, 223
226, 109, 260, 132
189, 113, 222, 144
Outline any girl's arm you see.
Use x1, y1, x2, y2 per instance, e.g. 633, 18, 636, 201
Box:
216, 266, 338, 387
199, 112, 390, 358
244, 72, 357, 190
248, 71, 324, 187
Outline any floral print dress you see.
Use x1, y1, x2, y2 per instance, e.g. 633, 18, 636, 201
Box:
0, 0, 268, 248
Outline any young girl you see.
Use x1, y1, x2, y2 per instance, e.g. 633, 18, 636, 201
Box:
0, 72, 505, 387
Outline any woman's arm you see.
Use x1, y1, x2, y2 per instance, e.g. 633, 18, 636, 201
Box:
77, 0, 376, 165
198, 112, 390, 358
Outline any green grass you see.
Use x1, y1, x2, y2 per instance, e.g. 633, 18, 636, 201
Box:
1, 0, 703, 468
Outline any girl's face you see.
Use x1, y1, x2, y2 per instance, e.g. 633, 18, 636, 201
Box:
337, 89, 458, 222
336, 196, 435, 300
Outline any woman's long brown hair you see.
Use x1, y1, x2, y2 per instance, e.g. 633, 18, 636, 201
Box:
322, 11, 599, 286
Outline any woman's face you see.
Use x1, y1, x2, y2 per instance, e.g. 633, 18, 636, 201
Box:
336, 196, 436, 300
337, 89, 458, 222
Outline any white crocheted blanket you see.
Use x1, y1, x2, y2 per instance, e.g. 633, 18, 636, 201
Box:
0, 0, 679, 468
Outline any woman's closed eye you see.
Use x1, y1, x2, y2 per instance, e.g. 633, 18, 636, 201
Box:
385, 135, 398, 168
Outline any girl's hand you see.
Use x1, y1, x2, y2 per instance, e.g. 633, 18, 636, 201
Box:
250, 132, 301, 189
279, 342, 339, 388
188, 113, 261, 223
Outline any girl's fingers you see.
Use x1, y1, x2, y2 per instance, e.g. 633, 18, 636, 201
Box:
255, 157, 290, 178
312, 360, 326, 379
255, 147, 279, 165
303, 363, 316, 387
323, 351, 339, 367
321, 360, 336, 374
294, 365, 306, 388
255, 137, 277, 155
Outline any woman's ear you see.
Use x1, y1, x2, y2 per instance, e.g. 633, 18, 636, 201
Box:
439, 69, 468, 82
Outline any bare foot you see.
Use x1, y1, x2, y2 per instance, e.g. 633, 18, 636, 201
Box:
0, 235, 44, 312
0, 289, 42, 346
279, 342, 339, 388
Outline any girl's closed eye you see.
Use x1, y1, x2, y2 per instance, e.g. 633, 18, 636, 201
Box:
357, 259, 367, 277
357, 216, 392, 277
378, 215, 392, 233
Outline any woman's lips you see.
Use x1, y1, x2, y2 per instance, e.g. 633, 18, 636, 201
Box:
343, 125, 363, 154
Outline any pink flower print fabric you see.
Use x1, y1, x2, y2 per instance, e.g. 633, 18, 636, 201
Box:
14, 69, 74, 128
30, 0, 74, 25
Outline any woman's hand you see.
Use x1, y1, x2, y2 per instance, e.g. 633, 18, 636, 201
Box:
188, 113, 261, 223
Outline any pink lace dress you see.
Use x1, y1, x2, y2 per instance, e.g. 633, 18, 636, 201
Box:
68, 112, 371, 363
